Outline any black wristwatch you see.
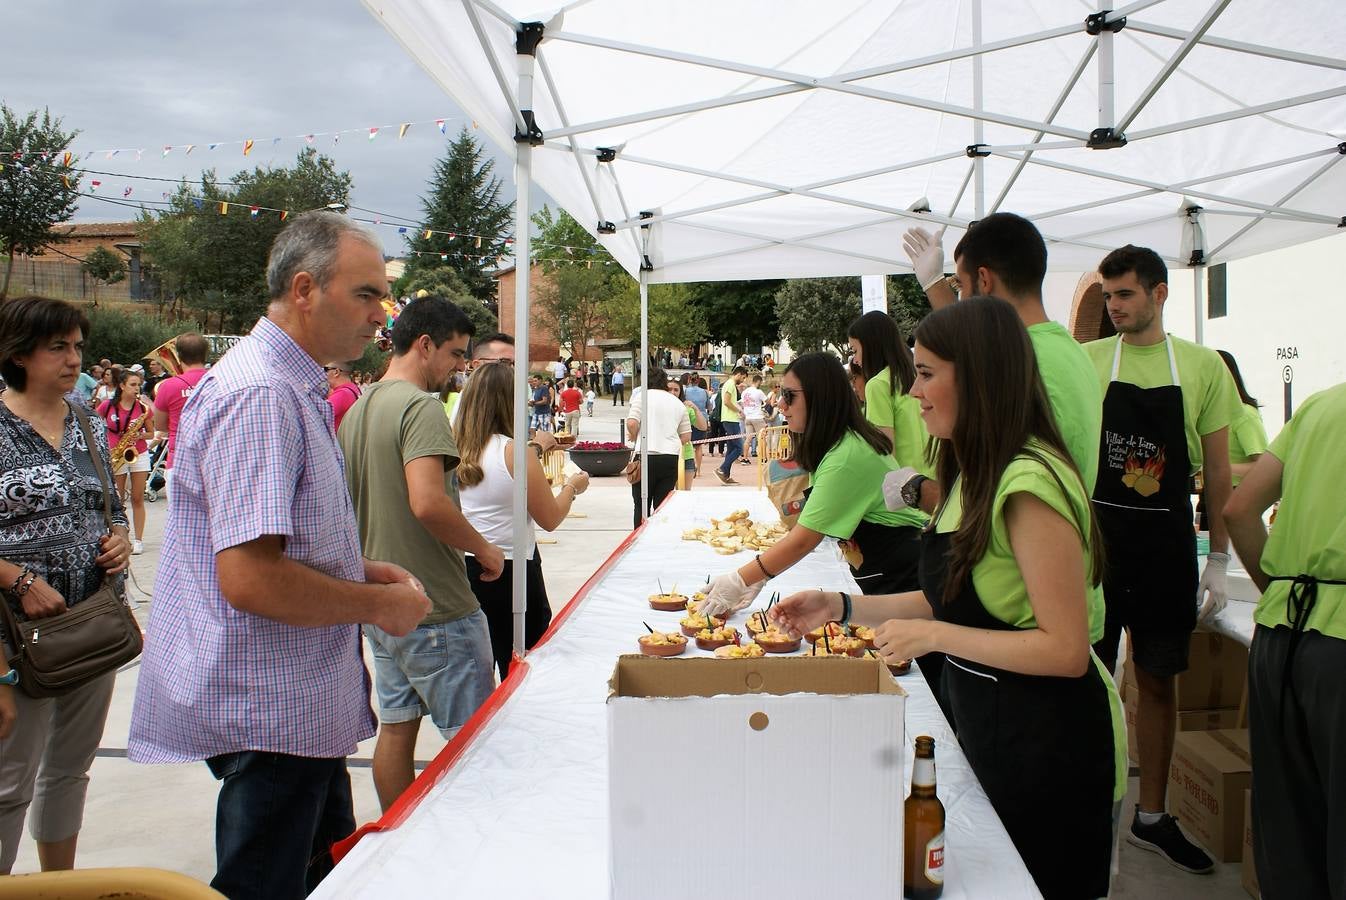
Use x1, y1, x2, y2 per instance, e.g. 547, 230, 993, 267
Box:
901, 474, 928, 509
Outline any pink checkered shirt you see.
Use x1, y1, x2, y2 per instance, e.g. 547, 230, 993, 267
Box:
128, 317, 375, 762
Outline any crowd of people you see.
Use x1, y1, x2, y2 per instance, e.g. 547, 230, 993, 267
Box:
0, 207, 1338, 900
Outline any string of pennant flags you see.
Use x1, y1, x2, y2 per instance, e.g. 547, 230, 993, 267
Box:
0, 115, 479, 164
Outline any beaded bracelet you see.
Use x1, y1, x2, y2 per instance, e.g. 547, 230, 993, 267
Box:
9, 567, 36, 597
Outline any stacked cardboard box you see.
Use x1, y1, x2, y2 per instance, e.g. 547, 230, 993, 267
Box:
1121, 628, 1247, 764
1166, 728, 1252, 862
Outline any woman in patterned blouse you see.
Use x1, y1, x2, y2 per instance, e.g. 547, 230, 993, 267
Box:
0, 296, 131, 874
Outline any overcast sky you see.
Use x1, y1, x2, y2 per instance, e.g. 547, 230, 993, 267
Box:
2, 0, 544, 255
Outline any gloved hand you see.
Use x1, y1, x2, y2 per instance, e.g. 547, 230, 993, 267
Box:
882, 466, 921, 511
902, 226, 947, 291
701, 569, 766, 618
1197, 552, 1229, 622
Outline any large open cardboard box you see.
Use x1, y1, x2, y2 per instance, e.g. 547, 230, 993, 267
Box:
1167, 729, 1252, 862
607, 655, 907, 899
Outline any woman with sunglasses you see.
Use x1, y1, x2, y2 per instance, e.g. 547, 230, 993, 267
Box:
771, 298, 1123, 899
701, 352, 910, 616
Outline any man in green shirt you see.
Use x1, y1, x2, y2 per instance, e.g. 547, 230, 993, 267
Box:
338, 296, 505, 812
904, 213, 1102, 492
1085, 245, 1240, 875
715, 366, 748, 484
1226, 382, 1346, 899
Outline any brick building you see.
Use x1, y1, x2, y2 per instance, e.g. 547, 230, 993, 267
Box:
6, 221, 143, 302
494, 264, 607, 368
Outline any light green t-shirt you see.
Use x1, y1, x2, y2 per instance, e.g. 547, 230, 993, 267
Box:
339, 379, 480, 624
1085, 334, 1241, 473
1254, 384, 1346, 641
682, 406, 696, 462
1229, 402, 1269, 474
933, 442, 1122, 798
798, 429, 904, 538
1028, 321, 1102, 493
863, 370, 931, 530
720, 380, 740, 424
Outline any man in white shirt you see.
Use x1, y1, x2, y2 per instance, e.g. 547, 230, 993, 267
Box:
552, 358, 568, 381
739, 374, 767, 463
623, 366, 691, 528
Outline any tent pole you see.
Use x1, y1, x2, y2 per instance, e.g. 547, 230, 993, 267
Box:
1193, 265, 1205, 346
510, 25, 541, 663
638, 268, 649, 520
1097, 0, 1116, 131
972, 0, 985, 218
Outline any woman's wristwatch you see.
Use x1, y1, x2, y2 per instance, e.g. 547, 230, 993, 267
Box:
0, 669, 18, 686
900, 474, 929, 509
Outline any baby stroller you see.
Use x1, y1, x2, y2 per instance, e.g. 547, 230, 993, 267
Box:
144, 439, 169, 502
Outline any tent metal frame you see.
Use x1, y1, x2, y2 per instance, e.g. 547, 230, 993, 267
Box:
392, 0, 1346, 659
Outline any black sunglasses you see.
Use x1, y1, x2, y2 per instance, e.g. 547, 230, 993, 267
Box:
778, 387, 805, 405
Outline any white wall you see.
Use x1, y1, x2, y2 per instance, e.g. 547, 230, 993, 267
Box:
1043, 231, 1346, 441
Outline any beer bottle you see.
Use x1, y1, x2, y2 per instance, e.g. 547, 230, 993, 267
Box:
904, 735, 945, 899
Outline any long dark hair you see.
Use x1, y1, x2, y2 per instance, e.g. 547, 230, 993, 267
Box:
785, 352, 891, 472
1216, 350, 1259, 408
455, 362, 514, 488
104, 368, 142, 433
847, 310, 916, 395
915, 296, 1104, 603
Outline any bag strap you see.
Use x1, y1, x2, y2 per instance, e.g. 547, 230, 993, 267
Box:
68, 402, 115, 533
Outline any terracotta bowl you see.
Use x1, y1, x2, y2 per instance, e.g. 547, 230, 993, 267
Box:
680, 616, 726, 637
638, 635, 688, 657
807, 640, 867, 658
887, 658, 912, 675
649, 594, 689, 612
804, 624, 849, 645
694, 630, 740, 652
715, 643, 766, 659
755, 635, 802, 654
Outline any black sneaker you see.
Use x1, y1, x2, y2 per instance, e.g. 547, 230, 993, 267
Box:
1127, 807, 1214, 874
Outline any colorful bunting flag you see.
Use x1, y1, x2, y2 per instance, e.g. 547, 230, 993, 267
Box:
305, 134, 315, 144
163, 146, 172, 157
280, 210, 288, 222
123, 187, 133, 198
90, 180, 101, 191
436, 119, 446, 134
424, 229, 432, 239
272, 137, 281, 147
249, 205, 260, 218
220, 201, 229, 215
398, 123, 411, 139
209, 143, 219, 151
62, 151, 72, 167
368, 127, 379, 141
398, 227, 407, 234
61, 175, 71, 189
475, 236, 482, 249
243, 139, 254, 156
185, 144, 195, 155
192, 198, 204, 210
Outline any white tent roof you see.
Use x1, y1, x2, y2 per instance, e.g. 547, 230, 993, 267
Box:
363, 0, 1345, 283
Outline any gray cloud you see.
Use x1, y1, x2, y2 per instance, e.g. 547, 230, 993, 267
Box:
2, 0, 546, 254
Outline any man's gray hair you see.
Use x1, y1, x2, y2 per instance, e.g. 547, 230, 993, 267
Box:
266, 211, 381, 300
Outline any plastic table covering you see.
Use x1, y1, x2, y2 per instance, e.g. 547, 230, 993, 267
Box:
315, 489, 1041, 899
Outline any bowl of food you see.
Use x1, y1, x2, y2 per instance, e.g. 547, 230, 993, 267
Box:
806, 635, 866, 657
745, 610, 771, 636
714, 642, 766, 659
804, 622, 849, 645
694, 625, 740, 652
680, 611, 726, 637
638, 631, 688, 657
649, 592, 690, 612
886, 657, 912, 675
754, 626, 802, 654
850, 624, 876, 650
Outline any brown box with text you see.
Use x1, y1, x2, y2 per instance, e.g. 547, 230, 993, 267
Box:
1166, 729, 1252, 862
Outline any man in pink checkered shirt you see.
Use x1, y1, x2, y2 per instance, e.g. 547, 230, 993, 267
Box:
129, 213, 431, 900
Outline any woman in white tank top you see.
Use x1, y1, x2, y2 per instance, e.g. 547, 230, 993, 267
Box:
456, 363, 590, 680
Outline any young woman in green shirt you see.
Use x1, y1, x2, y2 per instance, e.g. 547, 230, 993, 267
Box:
847, 310, 932, 488
774, 298, 1123, 900
701, 353, 914, 615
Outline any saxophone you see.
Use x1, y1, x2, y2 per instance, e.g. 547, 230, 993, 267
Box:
111, 402, 152, 475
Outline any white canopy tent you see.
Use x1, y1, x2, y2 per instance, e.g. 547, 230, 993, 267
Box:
362, 0, 1346, 656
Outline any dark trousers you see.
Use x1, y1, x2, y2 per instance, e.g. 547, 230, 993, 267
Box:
707, 419, 724, 455
718, 421, 743, 473
205, 751, 354, 900
631, 454, 679, 528
466, 552, 554, 682
589, 372, 600, 394
612, 383, 626, 404
1249, 624, 1346, 900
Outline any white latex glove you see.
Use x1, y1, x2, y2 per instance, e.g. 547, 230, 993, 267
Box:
882, 466, 921, 511
1197, 552, 1229, 622
701, 569, 766, 618
902, 226, 947, 291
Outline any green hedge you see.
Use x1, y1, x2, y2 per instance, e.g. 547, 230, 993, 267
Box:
83, 307, 182, 369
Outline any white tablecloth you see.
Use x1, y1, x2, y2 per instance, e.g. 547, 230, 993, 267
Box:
315, 490, 1041, 899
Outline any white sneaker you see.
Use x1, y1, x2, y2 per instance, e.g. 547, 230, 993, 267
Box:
132, 540, 144, 555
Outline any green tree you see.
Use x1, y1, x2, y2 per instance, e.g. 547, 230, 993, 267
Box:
530, 205, 621, 358
398, 267, 498, 337
605, 281, 706, 353
80, 245, 125, 306
140, 148, 352, 331
885, 274, 933, 337
685, 280, 782, 355
404, 128, 511, 303
0, 105, 81, 300
83, 307, 181, 370
774, 277, 862, 354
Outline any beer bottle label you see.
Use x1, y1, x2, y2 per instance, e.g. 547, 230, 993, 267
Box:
924, 831, 945, 885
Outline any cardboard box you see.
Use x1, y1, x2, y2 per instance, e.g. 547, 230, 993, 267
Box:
1123, 689, 1239, 764
1122, 627, 1248, 712
608, 655, 906, 899
1166, 729, 1251, 862
1242, 789, 1260, 898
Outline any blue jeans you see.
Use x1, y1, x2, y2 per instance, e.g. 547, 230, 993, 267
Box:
719, 421, 743, 473
205, 750, 354, 900
363, 612, 495, 738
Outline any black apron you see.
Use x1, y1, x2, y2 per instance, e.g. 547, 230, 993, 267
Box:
800, 486, 922, 594
919, 526, 1116, 900
1091, 336, 1197, 652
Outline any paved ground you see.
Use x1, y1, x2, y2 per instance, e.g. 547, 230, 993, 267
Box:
9, 389, 1249, 897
